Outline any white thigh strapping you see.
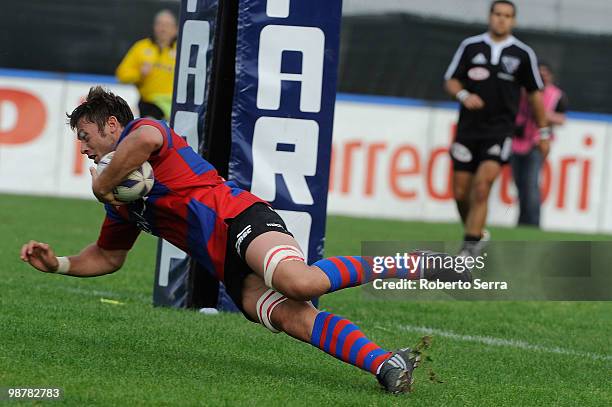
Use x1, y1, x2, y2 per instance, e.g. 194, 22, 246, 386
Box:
262, 245, 304, 290
256, 289, 288, 333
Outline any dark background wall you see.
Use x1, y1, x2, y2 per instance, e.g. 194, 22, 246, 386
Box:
338, 14, 612, 114
0, 0, 180, 75
1, 1, 611, 113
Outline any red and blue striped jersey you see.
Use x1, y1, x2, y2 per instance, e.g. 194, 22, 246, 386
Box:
96, 118, 265, 281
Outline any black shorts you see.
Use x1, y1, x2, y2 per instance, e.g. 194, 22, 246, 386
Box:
450, 137, 512, 173
223, 203, 293, 319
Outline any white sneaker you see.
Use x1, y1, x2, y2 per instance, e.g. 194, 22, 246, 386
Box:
474, 229, 491, 254
458, 229, 490, 258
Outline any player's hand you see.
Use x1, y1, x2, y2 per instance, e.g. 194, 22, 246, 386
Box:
20, 241, 58, 273
538, 139, 551, 159
90, 167, 124, 206
462, 94, 485, 110
140, 62, 153, 77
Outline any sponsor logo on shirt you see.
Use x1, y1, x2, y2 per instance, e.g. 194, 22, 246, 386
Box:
468, 67, 490, 81
497, 72, 515, 81
266, 223, 284, 229
501, 55, 520, 74
128, 200, 153, 233
471, 53, 488, 65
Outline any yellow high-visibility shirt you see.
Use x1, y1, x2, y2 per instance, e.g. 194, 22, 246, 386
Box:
115, 38, 176, 111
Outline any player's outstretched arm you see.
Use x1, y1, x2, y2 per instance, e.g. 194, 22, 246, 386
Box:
20, 241, 128, 277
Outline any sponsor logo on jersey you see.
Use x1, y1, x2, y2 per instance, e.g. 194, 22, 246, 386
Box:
235, 225, 252, 255
467, 67, 490, 81
497, 72, 515, 82
501, 55, 520, 74
471, 53, 487, 65
128, 199, 152, 233
451, 142, 473, 163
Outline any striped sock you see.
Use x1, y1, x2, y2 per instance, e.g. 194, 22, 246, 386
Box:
313, 255, 422, 293
310, 311, 390, 375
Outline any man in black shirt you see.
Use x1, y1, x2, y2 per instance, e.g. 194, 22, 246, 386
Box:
444, 0, 549, 255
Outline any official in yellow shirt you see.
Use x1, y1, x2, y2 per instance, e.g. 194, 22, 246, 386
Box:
116, 10, 178, 120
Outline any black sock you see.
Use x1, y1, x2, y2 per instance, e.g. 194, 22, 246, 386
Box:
464, 234, 481, 242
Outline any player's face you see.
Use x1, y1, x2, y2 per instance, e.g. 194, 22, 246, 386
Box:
76, 118, 116, 164
489, 3, 515, 37
154, 13, 177, 45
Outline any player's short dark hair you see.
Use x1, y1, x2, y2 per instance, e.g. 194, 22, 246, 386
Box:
67, 86, 134, 131
490, 0, 516, 17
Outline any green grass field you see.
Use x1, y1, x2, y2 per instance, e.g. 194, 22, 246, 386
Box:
1, 194, 610, 406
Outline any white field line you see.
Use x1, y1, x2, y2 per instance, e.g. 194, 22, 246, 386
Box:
377, 324, 612, 362
27, 283, 612, 362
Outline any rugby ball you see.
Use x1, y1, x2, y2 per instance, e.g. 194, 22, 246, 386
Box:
96, 152, 154, 202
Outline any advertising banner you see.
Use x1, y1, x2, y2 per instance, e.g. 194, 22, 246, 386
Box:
230, 0, 343, 262
153, 0, 220, 307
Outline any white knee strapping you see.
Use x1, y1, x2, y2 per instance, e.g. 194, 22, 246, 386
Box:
262, 245, 305, 290
256, 289, 288, 333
